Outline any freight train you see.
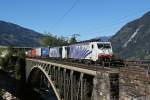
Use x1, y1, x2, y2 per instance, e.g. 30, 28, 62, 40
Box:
26, 41, 113, 63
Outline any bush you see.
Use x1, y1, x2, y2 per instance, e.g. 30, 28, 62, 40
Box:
0, 89, 4, 97
0, 48, 26, 82
14, 52, 26, 81
0, 58, 8, 70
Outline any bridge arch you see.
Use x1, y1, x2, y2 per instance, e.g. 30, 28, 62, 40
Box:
27, 65, 61, 100
26, 59, 114, 100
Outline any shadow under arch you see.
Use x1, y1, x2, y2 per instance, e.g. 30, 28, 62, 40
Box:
27, 66, 61, 100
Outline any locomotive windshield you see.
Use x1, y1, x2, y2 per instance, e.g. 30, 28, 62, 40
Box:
97, 43, 111, 49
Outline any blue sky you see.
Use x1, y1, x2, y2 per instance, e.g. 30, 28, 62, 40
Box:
0, 0, 150, 40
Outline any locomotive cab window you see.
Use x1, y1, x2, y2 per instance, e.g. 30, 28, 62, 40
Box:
97, 43, 111, 49
97, 44, 103, 48
104, 44, 111, 48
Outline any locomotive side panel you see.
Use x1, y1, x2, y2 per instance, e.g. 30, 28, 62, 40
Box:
68, 43, 92, 60
90, 42, 98, 61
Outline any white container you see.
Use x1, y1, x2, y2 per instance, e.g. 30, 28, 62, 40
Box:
36, 48, 41, 57
49, 47, 61, 58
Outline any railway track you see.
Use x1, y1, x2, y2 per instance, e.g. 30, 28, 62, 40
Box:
125, 60, 150, 74
28, 58, 125, 72
28, 57, 150, 69
125, 60, 150, 66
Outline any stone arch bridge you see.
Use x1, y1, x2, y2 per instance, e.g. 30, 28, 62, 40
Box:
25, 58, 120, 100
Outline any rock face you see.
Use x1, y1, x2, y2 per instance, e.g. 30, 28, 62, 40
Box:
110, 11, 150, 60
0, 20, 43, 47
2, 91, 17, 100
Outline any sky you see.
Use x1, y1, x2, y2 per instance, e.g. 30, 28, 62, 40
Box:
0, 0, 150, 40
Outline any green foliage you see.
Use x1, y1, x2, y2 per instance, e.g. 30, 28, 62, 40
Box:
68, 33, 79, 44
7, 46, 14, 55
68, 37, 77, 44
0, 48, 7, 56
15, 55, 26, 81
15, 58, 21, 80
0, 58, 7, 70
16, 51, 26, 58
0, 47, 14, 70
0, 89, 4, 97
41, 32, 68, 47
0, 47, 26, 82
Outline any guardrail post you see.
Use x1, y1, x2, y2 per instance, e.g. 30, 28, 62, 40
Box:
63, 69, 66, 100
54, 66, 56, 84
58, 67, 61, 91
92, 77, 98, 100
71, 70, 74, 100
80, 73, 84, 100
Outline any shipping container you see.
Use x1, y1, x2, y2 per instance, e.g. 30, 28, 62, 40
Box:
49, 47, 61, 58
62, 46, 68, 59
36, 48, 41, 57
31, 49, 36, 57
41, 48, 49, 57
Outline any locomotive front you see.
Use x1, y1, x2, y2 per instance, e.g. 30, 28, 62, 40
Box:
97, 42, 113, 61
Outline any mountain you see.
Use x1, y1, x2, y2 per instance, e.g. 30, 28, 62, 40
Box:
100, 36, 111, 42
110, 11, 150, 60
0, 20, 43, 47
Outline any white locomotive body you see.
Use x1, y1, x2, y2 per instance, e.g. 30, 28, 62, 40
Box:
68, 42, 113, 61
